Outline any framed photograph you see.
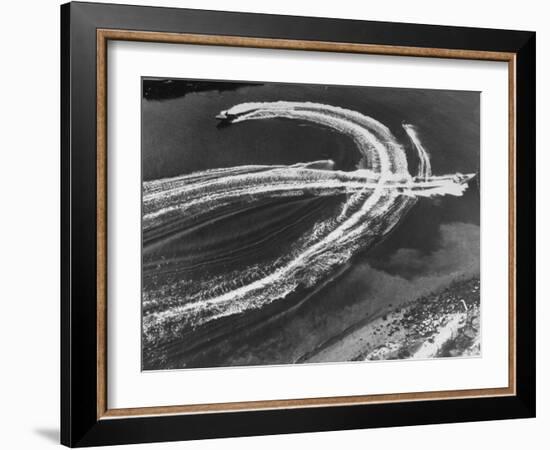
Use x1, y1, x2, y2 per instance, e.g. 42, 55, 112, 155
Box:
61, 2, 535, 447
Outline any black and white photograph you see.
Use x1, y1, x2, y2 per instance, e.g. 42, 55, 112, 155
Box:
141, 78, 481, 371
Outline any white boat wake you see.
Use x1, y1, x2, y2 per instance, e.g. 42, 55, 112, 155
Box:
142, 101, 475, 360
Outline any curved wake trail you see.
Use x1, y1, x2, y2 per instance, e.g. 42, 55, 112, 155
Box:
403, 123, 432, 180
142, 102, 473, 365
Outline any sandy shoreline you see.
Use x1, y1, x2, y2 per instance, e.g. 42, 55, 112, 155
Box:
301, 277, 480, 363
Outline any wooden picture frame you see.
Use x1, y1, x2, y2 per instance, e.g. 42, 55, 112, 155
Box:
61, 2, 535, 447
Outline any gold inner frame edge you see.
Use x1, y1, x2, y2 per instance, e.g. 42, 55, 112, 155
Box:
96, 29, 517, 420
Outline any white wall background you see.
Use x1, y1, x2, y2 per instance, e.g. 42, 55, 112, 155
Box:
0, 0, 546, 448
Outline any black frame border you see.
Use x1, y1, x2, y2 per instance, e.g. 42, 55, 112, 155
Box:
61, 2, 535, 447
